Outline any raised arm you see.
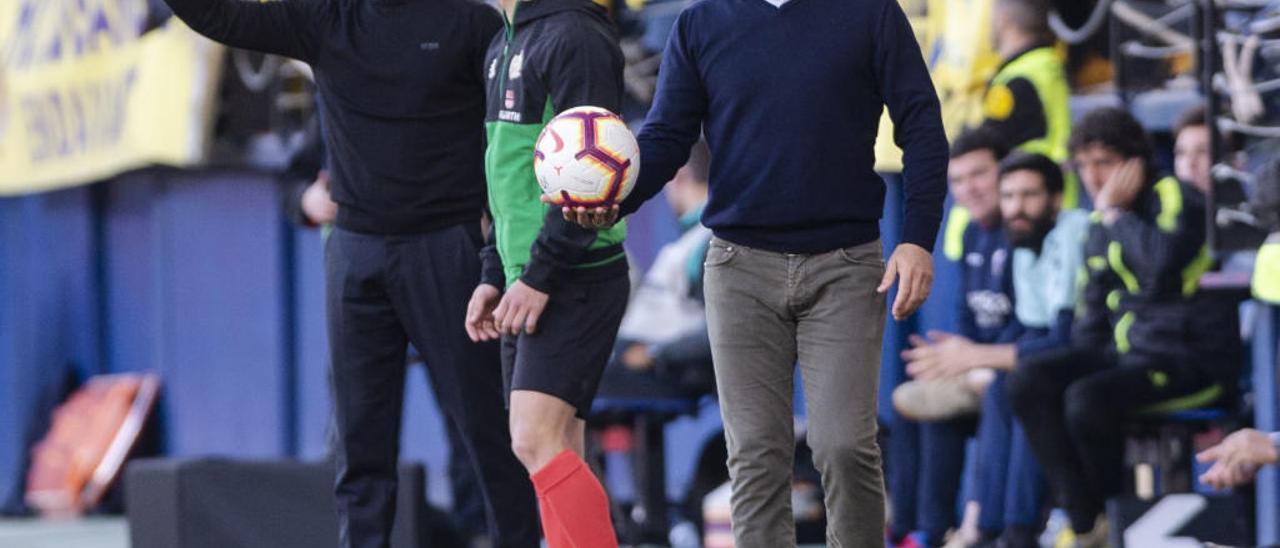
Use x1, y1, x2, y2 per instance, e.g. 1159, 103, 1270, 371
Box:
161, 0, 326, 61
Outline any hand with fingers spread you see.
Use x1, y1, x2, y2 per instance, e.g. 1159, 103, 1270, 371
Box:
902, 330, 981, 380
492, 280, 550, 337
1196, 428, 1279, 490
877, 243, 933, 321
464, 283, 504, 342
541, 194, 619, 229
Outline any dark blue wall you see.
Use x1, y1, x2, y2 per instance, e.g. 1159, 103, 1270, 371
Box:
0, 185, 102, 511
0, 170, 306, 512
0, 168, 692, 513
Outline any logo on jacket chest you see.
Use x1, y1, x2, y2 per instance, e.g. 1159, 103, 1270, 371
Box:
508, 49, 525, 81
968, 291, 1012, 329
966, 248, 1007, 276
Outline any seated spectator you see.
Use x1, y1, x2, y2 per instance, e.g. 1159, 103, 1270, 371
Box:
890, 128, 1017, 548
1249, 160, 1280, 303
1173, 105, 1212, 195
603, 140, 713, 396
1008, 107, 1239, 548
894, 128, 1015, 422
903, 152, 1089, 548
1199, 176, 1280, 490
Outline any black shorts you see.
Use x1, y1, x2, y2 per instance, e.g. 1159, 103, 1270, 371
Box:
502, 272, 630, 419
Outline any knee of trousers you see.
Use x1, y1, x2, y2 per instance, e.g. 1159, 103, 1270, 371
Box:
807, 433, 882, 475
1062, 382, 1111, 436
1005, 365, 1045, 417
726, 441, 793, 479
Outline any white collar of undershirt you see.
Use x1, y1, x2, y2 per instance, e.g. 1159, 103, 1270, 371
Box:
763, 0, 792, 7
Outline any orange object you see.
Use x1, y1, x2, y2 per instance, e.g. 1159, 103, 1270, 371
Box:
531, 450, 619, 548
25, 373, 160, 516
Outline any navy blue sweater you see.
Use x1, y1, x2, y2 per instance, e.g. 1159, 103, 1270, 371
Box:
620, 0, 948, 253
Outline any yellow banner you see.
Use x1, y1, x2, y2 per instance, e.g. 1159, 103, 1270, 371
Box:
0, 0, 224, 195
875, 0, 1000, 172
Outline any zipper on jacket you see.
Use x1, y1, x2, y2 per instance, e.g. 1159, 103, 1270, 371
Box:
492, 4, 518, 221
497, 4, 517, 110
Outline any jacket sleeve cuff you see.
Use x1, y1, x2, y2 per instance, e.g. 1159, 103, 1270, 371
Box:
519, 259, 559, 294
900, 219, 940, 252
479, 246, 506, 289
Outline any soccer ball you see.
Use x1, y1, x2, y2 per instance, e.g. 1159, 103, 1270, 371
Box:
533, 106, 639, 207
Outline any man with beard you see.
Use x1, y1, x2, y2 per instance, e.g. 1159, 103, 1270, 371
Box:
903, 152, 1088, 547
1008, 107, 1234, 548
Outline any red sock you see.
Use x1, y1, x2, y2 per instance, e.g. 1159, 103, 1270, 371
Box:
538, 498, 571, 547
530, 450, 618, 548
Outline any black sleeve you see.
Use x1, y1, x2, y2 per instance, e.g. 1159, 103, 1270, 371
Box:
1106, 183, 1208, 294
1072, 221, 1114, 349
279, 116, 324, 227
470, 4, 503, 87
282, 180, 313, 227
160, 0, 326, 61
620, 11, 707, 217
1016, 308, 1074, 360
540, 26, 624, 113
521, 210, 604, 293
472, 8, 503, 288
473, 8, 501, 289
871, 0, 949, 251
281, 116, 324, 183
520, 23, 626, 294
479, 219, 507, 289
978, 77, 1047, 150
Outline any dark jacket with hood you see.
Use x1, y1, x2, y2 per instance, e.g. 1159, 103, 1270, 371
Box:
1073, 172, 1238, 382
479, 0, 628, 293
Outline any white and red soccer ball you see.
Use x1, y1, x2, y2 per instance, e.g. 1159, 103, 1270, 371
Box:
533, 106, 639, 207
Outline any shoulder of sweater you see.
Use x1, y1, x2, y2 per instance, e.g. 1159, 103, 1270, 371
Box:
433, 0, 502, 20
527, 12, 611, 49
462, 0, 502, 18
674, 0, 733, 20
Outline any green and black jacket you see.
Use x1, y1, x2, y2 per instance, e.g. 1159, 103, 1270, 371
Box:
1072, 174, 1236, 373
478, 0, 628, 293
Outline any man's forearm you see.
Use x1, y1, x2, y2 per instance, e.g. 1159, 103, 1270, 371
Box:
976, 344, 1018, 371
161, 0, 315, 60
